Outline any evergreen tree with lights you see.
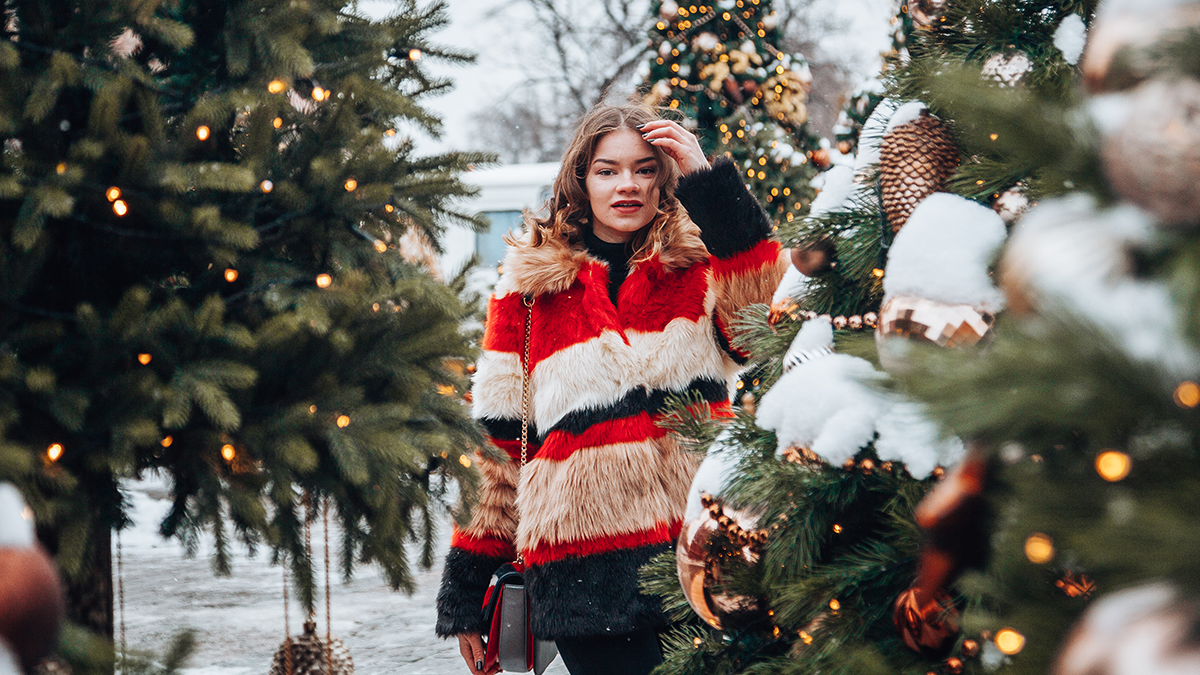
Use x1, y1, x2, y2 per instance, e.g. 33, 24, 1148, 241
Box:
641, 0, 827, 230
0, 0, 490, 664
634, 0, 1200, 674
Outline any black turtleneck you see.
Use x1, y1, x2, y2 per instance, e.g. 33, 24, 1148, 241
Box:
583, 229, 634, 307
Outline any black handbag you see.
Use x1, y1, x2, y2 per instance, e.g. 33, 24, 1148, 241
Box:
479, 296, 557, 674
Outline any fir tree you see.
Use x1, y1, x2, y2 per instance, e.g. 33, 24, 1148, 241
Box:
0, 0, 490, 657
641, 0, 827, 228
643, 1, 1143, 675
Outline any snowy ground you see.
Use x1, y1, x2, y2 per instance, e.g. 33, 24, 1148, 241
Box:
119, 477, 567, 675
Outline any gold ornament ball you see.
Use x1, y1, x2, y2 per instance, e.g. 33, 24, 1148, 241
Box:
790, 236, 836, 276
837, 140, 853, 155
946, 657, 964, 674
893, 587, 960, 656
676, 506, 768, 631
1101, 77, 1200, 228
962, 639, 980, 657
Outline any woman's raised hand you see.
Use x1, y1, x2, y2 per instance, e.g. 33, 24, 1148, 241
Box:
639, 120, 710, 176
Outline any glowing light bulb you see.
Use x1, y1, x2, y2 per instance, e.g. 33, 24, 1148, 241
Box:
385, 129, 396, 137
458, 454, 471, 467
308, 405, 317, 414
828, 599, 840, 611
374, 240, 387, 253
46, 443, 63, 462
106, 187, 121, 202
832, 524, 842, 534
137, 353, 152, 365
196, 125, 211, 141
55, 163, 67, 175
312, 86, 327, 101
221, 444, 236, 461
273, 117, 283, 129
260, 180, 273, 193
1095, 450, 1131, 482
160, 436, 173, 448
1174, 380, 1200, 408
994, 629, 1025, 655
990, 133, 999, 141
224, 268, 239, 282
408, 48, 422, 61
372, 303, 380, 312
336, 415, 350, 428
1023, 533, 1054, 564
316, 274, 332, 288
267, 79, 286, 94
692, 637, 702, 647
872, 268, 884, 278
344, 178, 357, 192
113, 199, 129, 216
384, 204, 394, 213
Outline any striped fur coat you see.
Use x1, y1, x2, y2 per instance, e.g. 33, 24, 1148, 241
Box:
436, 157, 786, 639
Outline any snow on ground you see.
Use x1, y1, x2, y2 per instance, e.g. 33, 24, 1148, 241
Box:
119, 476, 567, 675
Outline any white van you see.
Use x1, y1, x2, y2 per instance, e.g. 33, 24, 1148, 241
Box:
441, 162, 559, 289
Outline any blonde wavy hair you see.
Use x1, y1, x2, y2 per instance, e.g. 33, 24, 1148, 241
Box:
508, 104, 690, 264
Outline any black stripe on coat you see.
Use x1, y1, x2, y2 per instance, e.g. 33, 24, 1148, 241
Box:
544, 376, 727, 439
524, 542, 672, 639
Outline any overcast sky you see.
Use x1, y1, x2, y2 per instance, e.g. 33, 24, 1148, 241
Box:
358, 0, 894, 156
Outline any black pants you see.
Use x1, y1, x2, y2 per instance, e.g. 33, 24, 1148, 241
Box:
555, 629, 664, 675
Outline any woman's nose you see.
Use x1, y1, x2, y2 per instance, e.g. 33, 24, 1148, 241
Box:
617, 171, 639, 191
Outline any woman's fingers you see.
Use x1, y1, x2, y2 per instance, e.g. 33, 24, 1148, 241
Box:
457, 633, 487, 675
640, 120, 710, 175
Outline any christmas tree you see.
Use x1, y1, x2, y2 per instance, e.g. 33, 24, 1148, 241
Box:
0, 0, 489, 659
641, 0, 828, 229
638, 0, 1183, 674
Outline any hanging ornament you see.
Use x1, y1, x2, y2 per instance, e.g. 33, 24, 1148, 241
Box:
789, 237, 836, 276
676, 494, 769, 631
0, 485, 65, 674
907, 0, 949, 28
270, 621, 355, 675
980, 51, 1032, 87
892, 587, 960, 656
910, 446, 991, 598
660, 0, 680, 19
1100, 77, 1200, 228
878, 103, 959, 232
1053, 583, 1200, 675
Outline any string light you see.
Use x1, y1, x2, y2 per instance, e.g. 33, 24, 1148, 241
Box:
112, 200, 129, 216
692, 637, 703, 647
872, 268, 885, 278
224, 268, 239, 282
832, 524, 842, 533
196, 125, 211, 140
273, 117, 283, 129
106, 187, 121, 201
268, 79, 286, 94
56, 163, 67, 175
308, 405, 317, 414
344, 178, 358, 192
372, 303, 381, 312
46, 443, 63, 462
221, 444, 236, 461
384, 204, 394, 213
161, 436, 173, 448
1023, 533, 1054, 564
458, 454, 472, 468
336, 415, 351, 428
1095, 450, 1131, 482
798, 630, 813, 644
994, 628, 1025, 655
1174, 380, 1200, 408
828, 599, 841, 611
989, 133, 999, 141
137, 353, 152, 365
408, 48, 422, 60
312, 86, 328, 101
374, 240, 387, 253
316, 274, 332, 288
385, 129, 396, 137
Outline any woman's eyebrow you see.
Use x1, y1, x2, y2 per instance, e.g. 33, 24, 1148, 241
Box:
591, 156, 658, 166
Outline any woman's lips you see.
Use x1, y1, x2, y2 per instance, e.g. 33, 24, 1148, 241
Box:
611, 201, 643, 212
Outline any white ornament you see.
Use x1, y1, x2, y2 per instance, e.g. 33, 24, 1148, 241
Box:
762, 11, 778, 29
1053, 14, 1087, 65
0, 483, 35, 549
660, 0, 679, 19
993, 185, 1030, 224
677, 64, 691, 78
981, 51, 1032, 87
659, 41, 673, 57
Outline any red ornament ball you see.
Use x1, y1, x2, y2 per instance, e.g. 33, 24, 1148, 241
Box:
0, 546, 66, 671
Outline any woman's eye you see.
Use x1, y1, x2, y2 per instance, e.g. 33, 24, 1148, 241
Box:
638, 167, 657, 175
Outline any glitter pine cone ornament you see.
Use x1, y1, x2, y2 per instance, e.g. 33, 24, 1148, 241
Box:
878, 103, 960, 233
270, 621, 354, 675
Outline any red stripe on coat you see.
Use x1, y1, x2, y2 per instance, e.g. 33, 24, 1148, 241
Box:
522, 520, 683, 565
710, 240, 781, 279
527, 263, 623, 368
451, 527, 517, 559
536, 413, 668, 461
481, 293, 527, 353
489, 437, 540, 461
620, 255, 711, 332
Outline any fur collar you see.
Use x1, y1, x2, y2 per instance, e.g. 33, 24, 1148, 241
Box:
498, 215, 709, 297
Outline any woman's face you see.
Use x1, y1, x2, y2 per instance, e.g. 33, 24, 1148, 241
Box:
584, 127, 661, 244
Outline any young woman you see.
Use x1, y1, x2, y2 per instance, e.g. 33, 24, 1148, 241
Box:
436, 104, 786, 675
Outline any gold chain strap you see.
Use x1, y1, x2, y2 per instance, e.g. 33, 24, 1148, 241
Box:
516, 295, 534, 566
